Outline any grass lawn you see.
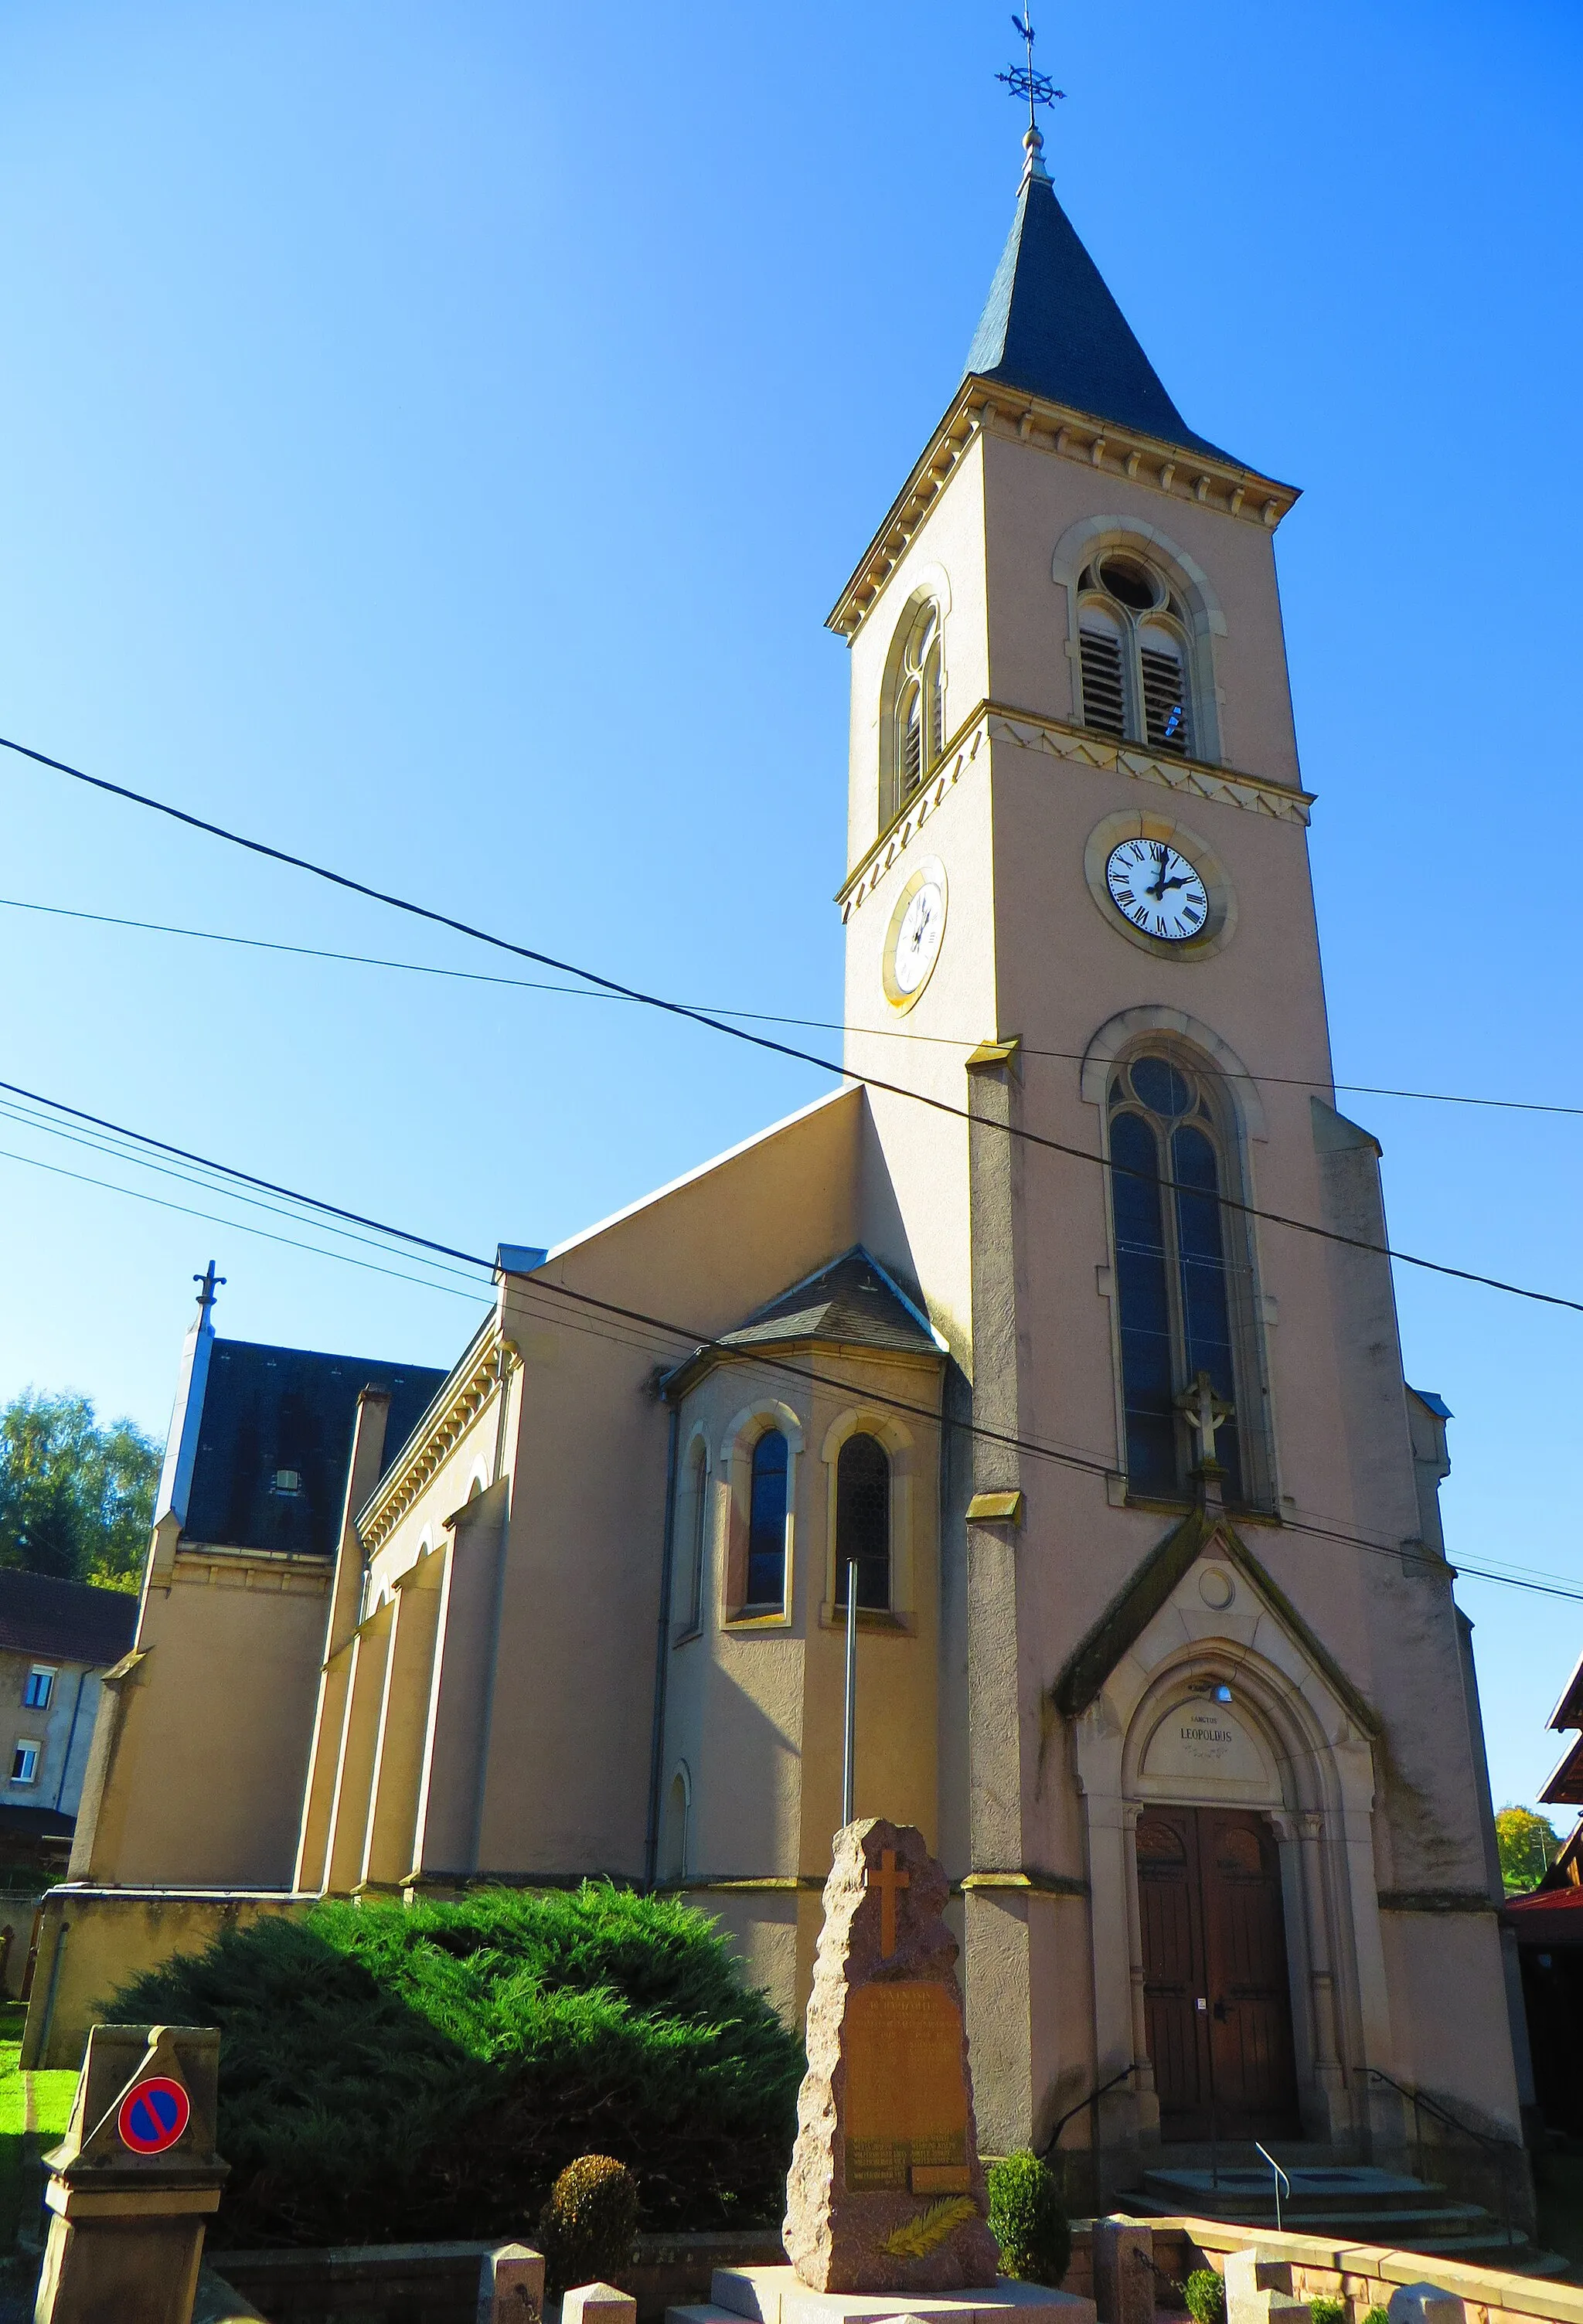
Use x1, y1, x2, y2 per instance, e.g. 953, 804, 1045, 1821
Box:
0, 2002, 77, 2251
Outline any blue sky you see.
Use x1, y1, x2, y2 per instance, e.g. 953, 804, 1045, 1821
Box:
0, 2, 1578, 1813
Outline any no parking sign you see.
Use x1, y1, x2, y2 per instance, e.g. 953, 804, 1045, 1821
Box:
115, 2075, 191, 2155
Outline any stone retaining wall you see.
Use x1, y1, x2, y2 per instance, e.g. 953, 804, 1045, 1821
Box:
1146, 2219, 1581, 2324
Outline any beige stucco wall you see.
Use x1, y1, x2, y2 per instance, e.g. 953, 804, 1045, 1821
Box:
20, 1887, 308, 2071
74, 1543, 331, 1890
659, 1340, 943, 2016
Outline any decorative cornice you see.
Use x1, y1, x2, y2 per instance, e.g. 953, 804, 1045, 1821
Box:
358, 1325, 504, 1555
958, 1868, 1089, 1898
837, 701, 1313, 920
827, 382, 1299, 644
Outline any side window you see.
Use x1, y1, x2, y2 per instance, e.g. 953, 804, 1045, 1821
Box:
835, 1434, 890, 1612
1077, 554, 1193, 756
746, 1431, 789, 1610
883, 599, 945, 830
10, 1742, 39, 1786
660, 1768, 689, 1883
22, 1668, 55, 1711
1109, 1053, 1247, 1501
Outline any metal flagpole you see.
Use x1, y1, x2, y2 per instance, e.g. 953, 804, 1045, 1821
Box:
842, 1561, 857, 1826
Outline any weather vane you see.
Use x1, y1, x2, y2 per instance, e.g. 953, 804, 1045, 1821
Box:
996, 7, 1064, 136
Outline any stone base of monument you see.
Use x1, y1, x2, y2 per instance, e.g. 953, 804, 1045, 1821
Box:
666, 2261, 1098, 2324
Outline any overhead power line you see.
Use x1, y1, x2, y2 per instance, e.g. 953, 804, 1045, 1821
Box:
3, 732, 1579, 1317
0, 1064, 1575, 1607
5, 891, 1581, 1124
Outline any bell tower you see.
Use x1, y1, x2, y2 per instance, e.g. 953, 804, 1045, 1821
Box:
827, 77, 1523, 2199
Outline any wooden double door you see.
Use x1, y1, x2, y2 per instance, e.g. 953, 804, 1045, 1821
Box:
1137, 1804, 1301, 2142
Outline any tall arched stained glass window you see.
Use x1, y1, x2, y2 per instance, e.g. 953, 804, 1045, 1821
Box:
1108, 1054, 1245, 1500
747, 1431, 789, 1608
835, 1432, 890, 1611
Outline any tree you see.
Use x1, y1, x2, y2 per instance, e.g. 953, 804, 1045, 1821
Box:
0, 1390, 161, 1593
1495, 1805, 1562, 1895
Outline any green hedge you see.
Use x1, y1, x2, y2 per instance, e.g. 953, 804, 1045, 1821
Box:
109, 1884, 803, 2250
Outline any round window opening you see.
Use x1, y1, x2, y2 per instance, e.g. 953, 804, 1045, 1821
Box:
1098, 555, 1159, 611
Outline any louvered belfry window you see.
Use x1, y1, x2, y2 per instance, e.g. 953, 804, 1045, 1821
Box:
1079, 623, 1127, 737
1077, 555, 1195, 756
887, 600, 945, 828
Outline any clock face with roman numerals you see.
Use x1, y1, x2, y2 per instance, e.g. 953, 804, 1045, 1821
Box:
1105, 839, 1209, 943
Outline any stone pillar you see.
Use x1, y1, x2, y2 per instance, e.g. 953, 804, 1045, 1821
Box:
360, 1557, 444, 1888
322, 1600, 393, 1894
963, 1042, 1031, 2156
36, 2023, 226, 2324
477, 2241, 545, 2322
1091, 2218, 1152, 2324
1120, 1810, 1158, 2140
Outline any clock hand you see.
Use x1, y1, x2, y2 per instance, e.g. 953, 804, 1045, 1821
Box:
1149, 846, 1170, 901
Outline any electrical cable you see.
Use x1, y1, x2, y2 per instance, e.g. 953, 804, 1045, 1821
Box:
0, 1076, 1574, 1604
2, 734, 1578, 1315
0, 1143, 494, 1302
4, 891, 1579, 1123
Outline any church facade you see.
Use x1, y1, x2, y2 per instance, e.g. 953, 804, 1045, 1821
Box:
61, 121, 1528, 2193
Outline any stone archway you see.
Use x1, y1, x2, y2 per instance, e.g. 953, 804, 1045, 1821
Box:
1067, 1534, 1391, 2171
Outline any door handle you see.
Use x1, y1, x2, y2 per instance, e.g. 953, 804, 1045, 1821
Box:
1212, 2000, 1229, 2022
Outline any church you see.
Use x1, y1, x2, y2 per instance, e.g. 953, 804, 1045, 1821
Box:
43, 107, 1530, 2204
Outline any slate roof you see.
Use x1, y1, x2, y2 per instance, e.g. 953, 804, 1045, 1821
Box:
963, 167, 1229, 462
0, 1570, 138, 1669
184, 1339, 448, 1560
716, 1249, 941, 1359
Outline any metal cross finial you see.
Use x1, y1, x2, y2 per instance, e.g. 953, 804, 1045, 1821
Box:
1176, 1370, 1234, 1466
996, 5, 1064, 161
192, 1260, 225, 1319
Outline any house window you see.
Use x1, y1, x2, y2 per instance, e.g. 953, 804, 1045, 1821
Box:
1077, 556, 1193, 757
834, 1434, 890, 1612
22, 1668, 55, 1710
884, 600, 945, 829
683, 1442, 709, 1633
1110, 1053, 1246, 1502
746, 1431, 789, 1609
272, 1468, 303, 1495
10, 1743, 39, 1786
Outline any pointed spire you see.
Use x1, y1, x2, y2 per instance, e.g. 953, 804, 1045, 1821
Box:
963, 161, 1226, 461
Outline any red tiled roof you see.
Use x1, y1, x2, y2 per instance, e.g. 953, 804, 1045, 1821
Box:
1505, 1883, 1583, 1945
0, 1570, 138, 1667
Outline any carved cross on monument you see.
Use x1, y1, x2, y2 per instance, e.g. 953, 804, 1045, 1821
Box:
863, 1846, 910, 1958
1176, 1370, 1233, 1468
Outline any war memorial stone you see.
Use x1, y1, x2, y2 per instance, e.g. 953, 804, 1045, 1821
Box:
672, 1822, 1094, 2324
783, 1819, 998, 2294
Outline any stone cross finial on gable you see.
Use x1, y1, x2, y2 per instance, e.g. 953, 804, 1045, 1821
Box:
192, 1261, 225, 1321
1176, 1370, 1233, 1466
863, 1847, 910, 1959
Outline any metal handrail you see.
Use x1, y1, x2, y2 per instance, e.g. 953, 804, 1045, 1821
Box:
1354, 2064, 1517, 2247
1040, 2063, 1136, 2159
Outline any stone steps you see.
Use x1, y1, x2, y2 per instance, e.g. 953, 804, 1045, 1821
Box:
1122, 2162, 1571, 2282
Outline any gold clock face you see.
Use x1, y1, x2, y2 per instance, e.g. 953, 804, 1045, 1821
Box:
881, 857, 948, 1011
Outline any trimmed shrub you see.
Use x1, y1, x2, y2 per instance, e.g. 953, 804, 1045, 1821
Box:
538, 2154, 640, 2295
1185, 2269, 1227, 2324
986, 2151, 1071, 2288
1363, 2309, 1391, 2324
1309, 2302, 1346, 2324
108, 1883, 803, 2250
